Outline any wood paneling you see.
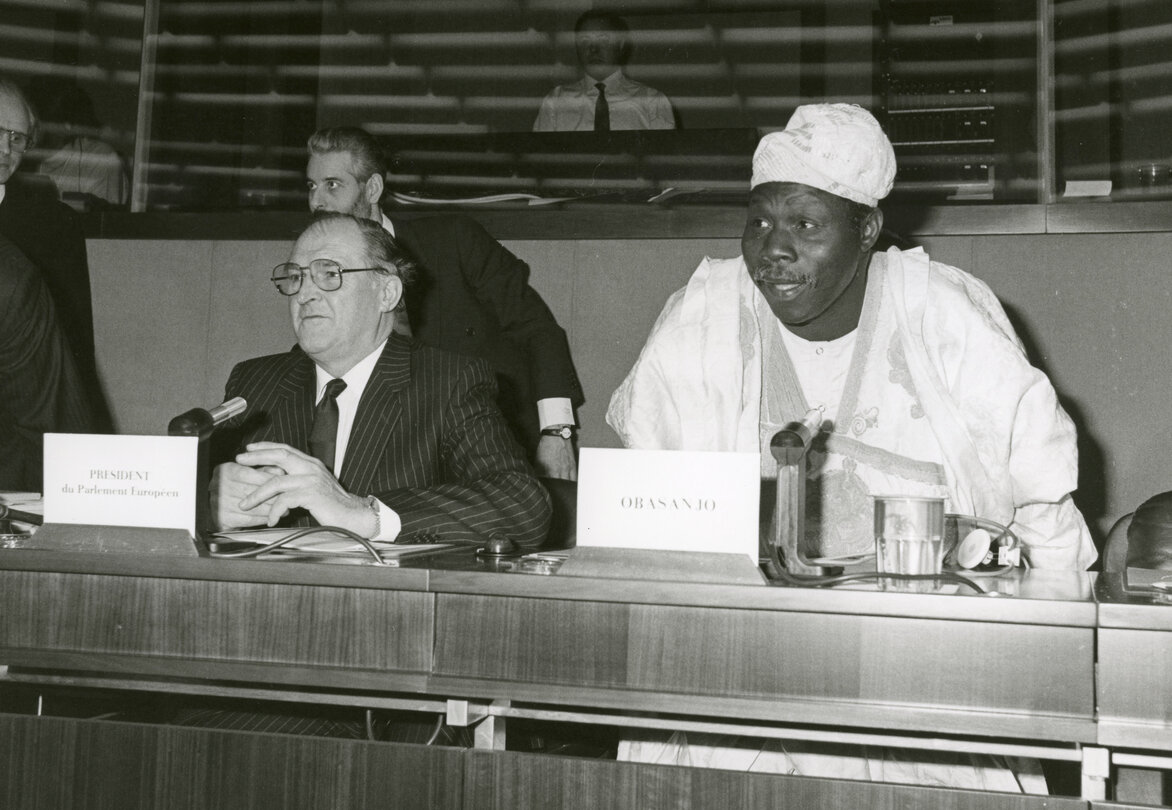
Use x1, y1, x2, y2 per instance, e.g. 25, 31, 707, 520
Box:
434, 593, 631, 688
432, 593, 1094, 736
0, 571, 434, 675
0, 714, 464, 809
463, 750, 1089, 810
0, 551, 1132, 806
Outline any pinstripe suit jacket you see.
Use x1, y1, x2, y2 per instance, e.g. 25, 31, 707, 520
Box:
215, 333, 551, 548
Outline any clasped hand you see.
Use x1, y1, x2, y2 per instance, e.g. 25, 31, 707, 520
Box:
210, 442, 375, 536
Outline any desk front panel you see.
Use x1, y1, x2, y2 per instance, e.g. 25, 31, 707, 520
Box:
0, 714, 464, 809
1097, 626, 1172, 750
464, 750, 1090, 810
0, 570, 434, 682
432, 594, 1095, 738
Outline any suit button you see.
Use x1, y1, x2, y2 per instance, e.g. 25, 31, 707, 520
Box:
465, 327, 477, 336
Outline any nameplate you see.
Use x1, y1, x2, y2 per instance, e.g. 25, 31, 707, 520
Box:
576, 448, 759, 560
43, 433, 199, 536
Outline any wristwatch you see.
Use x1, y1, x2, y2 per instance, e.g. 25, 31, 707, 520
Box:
540, 425, 574, 440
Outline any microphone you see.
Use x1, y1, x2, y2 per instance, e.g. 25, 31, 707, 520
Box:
208, 397, 247, 425
168, 397, 247, 438
767, 408, 825, 577
166, 397, 247, 540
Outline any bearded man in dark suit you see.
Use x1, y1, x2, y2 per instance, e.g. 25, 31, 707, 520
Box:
305, 126, 584, 481
210, 213, 550, 549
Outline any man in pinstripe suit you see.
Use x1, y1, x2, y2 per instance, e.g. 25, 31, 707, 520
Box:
210, 213, 550, 549
306, 127, 584, 481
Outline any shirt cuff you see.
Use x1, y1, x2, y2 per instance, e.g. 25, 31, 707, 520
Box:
537, 397, 575, 430
373, 499, 402, 542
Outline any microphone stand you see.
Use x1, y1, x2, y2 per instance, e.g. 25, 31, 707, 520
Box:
168, 397, 246, 540
766, 409, 825, 577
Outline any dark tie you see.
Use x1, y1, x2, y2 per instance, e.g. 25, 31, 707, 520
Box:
309, 378, 347, 473
593, 82, 610, 132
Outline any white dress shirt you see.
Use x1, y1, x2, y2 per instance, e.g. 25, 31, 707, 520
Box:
313, 339, 401, 541
533, 69, 676, 132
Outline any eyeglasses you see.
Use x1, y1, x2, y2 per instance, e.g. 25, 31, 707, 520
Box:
271, 259, 381, 295
0, 127, 30, 153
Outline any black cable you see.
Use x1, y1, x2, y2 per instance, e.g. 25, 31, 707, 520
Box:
207, 525, 388, 565
363, 709, 447, 745
766, 565, 987, 594
423, 713, 445, 746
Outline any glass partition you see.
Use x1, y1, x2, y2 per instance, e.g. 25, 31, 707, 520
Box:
4, 0, 1171, 214
877, 0, 1041, 202
138, 1, 860, 210
2, 0, 143, 212
1054, 0, 1172, 201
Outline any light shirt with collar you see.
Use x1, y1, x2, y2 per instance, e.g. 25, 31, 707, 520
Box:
313, 338, 401, 541
533, 69, 676, 132
374, 210, 574, 431
0, 185, 6, 205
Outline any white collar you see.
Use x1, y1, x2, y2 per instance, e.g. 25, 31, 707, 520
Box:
583, 69, 623, 91
314, 338, 386, 400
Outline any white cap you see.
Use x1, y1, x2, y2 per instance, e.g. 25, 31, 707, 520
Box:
751, 103, 896, 207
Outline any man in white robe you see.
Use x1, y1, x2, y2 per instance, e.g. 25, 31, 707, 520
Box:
607, 104, 1095, 571
606, 102, 1096, 793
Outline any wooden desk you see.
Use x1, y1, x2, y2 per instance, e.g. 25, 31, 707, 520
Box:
0, 546, 1110, 808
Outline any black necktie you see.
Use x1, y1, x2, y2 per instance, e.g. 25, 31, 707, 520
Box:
594, 82, 610, 132
309, 378, 347, 472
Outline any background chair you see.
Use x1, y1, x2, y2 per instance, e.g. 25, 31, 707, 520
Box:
1105, 490, 1172, 572
1104, 512, 1133, 573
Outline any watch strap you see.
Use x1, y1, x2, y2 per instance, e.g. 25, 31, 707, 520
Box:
540, 425, 575, 440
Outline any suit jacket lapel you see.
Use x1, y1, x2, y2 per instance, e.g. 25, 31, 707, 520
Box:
338, 334, 411, 492
260, 350, 316, 452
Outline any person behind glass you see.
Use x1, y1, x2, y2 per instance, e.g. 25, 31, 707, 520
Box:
533, 10, 676, 132
0, 76, 111, 431
27, 77, 130, 210
305, 126, 584, 480
0, 232, 93, 491
210, 213, 550, 549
